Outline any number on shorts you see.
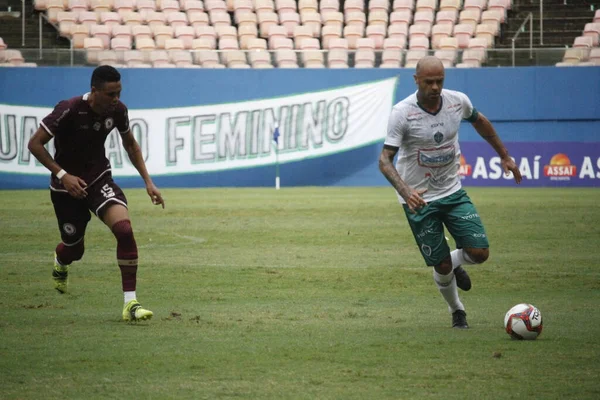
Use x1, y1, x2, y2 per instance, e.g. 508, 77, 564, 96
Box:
101, 184, 115, 199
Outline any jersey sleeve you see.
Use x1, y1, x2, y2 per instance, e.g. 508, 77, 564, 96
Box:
115, 103, 130, 135
457, 91, 479, 123
383, 107, 406, 148
40, 100, 72, 137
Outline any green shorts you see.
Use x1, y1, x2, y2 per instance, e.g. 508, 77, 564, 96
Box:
403, 189, 489, 267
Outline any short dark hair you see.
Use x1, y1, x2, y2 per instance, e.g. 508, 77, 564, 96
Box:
91, 65, 121, 89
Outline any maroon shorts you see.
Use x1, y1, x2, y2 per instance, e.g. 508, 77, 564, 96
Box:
50, 173, 128, 244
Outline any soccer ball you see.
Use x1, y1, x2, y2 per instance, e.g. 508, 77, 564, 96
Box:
504, 303, 543, 340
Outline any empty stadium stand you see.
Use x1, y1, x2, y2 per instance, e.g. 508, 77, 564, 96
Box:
0, 0, 598, 68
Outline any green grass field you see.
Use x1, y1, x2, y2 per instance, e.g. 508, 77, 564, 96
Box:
1, 187, 599, 399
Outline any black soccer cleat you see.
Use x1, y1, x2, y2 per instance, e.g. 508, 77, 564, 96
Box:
454, 266, 472, 291
452, 310, 469, 329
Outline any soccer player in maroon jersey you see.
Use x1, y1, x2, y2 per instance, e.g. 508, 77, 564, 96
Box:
28, 65, 164, 322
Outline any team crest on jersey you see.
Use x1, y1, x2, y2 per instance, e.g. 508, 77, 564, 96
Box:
434, 132, 444, 144
421, 244, 432, 257
63, 223, 76, 236
105, 118, 114, 130
93, 122, 101, 131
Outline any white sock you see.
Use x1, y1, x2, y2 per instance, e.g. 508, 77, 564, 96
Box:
124, 291, 136, 304
433, 269, 464, 313
450, 249, 476, 270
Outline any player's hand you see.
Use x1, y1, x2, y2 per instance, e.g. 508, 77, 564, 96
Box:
146, 183, 165, 209
62, 174, 87, 199
501, 156, 522, 184
404, 188, 428, 213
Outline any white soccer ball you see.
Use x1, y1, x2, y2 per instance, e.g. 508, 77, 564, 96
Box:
504, 303, 543, 340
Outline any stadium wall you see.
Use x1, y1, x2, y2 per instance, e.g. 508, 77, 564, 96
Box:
0, 66, 599, 189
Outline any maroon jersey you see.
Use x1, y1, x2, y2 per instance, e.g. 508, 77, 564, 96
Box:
41, 93, 130, 189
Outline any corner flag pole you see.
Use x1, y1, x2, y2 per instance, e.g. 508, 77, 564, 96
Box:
273, 125, 280, 190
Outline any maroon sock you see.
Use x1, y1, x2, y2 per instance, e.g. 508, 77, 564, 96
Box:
112, 220, 138, 292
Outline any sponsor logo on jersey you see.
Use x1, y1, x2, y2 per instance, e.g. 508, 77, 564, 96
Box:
459, 155, 472, 177
418, 145, 455, 168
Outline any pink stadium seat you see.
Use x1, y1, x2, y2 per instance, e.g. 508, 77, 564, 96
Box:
274, 49, 297, 68
191, 37, 214, 50
248, 49, 271, 67
239, 25, 258, 49
482, 9, 504, 25
574, 35, 594, 49
366, 24, 386, 49
175, 26, 195, 48
328, 49, 348, 68
254, 0, 274, 13
459, 9, 481, 28
463, 0, 486, 12
356, 37, 375, 50
392, 0, 414, 12
233, 0, 253, 14
439, 0, 460, 12
57, 11, 78, 37
114, 0, 133, 16
322, 24, 342, 49
267, 25, 287, 48
144, 11, 166, 26
165, 38, 185, 52
329, 37, 348, 50
369, 0, 389, 13
90, 0, 112, 14
319, 0, 339, 13
368, 10, 389, 26
436, 10, 457, 26
218, 37, 240, 50
209, 11, 232, 27
280, 12, 300, 37
131, 25, 152, 40
383, 36, 407, 50
111, 37, 132, 59
388, 22, 409, 39
271, 37, 293, 49
293, 25, 313, 48
589, 48, 600, 64
188, 12, 209, 26
67, 0, 87, 14
439, 36, 459, 49
135, 0, 156, 16
135, 37, 156, 61
216, 25, 237, 40
322, 11, 344, 29
300, 12, 321, 37
302, 51, 325, 68
355, 49, 375, 68
409, 23, 432, 38
462, 48, 486, 64
431, 24, 453, 49
150, 49, 170, 66
258, 11, 278, 38
487, 0, 509, 15
184, 0, 205, 13
79, 11, 100, 26
434, 49, 457, 66
343, 0, 364, 13
192, 49, 216, 65
46, 0, 65, 24
235, 11, 257, 27
453, 23, 475, 48
476, 24, 497, 47
122, 12, 143, 25
247, 37, 267, 50
275, 0, 296, 14
152, 25, 175, 48
124, 50, 146, 66
583, 23, 600, 47
71, 24, 90, 48
84, 37, 104, 63
415, 0, 436, 12
381, 49, 402, 68
595, 10, 600, 23
223, 50, 249, 67
167, 12, 189, 27
413, 10, 434, 26
34, 0, 47, 11
343, 24, 364, 49
195, 25, 217, 48
100, 11, 121, 25
346, 11, 366, 29
409, 35, 429, 50
298, 0, 318, 13
97, 50, 118, 65
205, 0, 227, 13
298, 37, 320, 49
90, 24, 112, 48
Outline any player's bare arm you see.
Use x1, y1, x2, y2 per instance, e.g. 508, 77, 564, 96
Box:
471, 113, 522, 184
379, 144, 427, 212
121, 130, 165, 208
28, 127, 88, 199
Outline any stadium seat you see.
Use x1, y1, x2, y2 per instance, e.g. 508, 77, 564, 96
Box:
405, 49, 428, 67
299, 0, 318, 13
188, 12, 210, 26
233, 0, 253, 14
152, 25, 175, 48
343, 0, 364, 13
456, 60, 480, 68
409, 35, 429, 50
390, 10, 412, 25
487, 0, 509, 15
135, 0, 156, 16
195, 25, 217, 48
57, 11, 78, 38
298, 37, 320, 49
595, 10, 600, 23
71, 24, 90, 48
463, 0, 486, 13
356, 37, 375, 50
131, 25, 152, 40
122, 12, 143, 25
254, 0, 274, 13
388, 23, 409, 39
267, 25, 287, 48
145, 11, 167, 26
90, 24, 111, 48
123, 50, 145, 66
275, 49, 299, 68
409, 23, 432, 38
413, 10, 434, 26
328, 37, 348, 51
415, 0, 436, 13
366, 24, 386, 49
258, 12, 278, 38
368, 10, 389, 26
453, 23, 475, 48
239, 25, 258, 49
90, 0, 112, 14
275, 0, 296, 14
302, 51, 325, 68
194, 50, 220, 66
319, 0, 339, 14
300, 12, 321, 37
345, 11, 366, 29
175, 26, 195, 48
369, 0, 389, 13
280, 12, 301, 37
191, 38, 214, 50
583, 23, 600, 47
431, 24, 453, 49
322, 25, 342, 49
249, 50, 272, 67
439, 0, 460, 12
184, 0, 205, 13
222, 50, 248, 67
327, 49, 348, 68
482, 9, 505, 25
459, 9, 481, 29
84, 37, 104, 63
434, 49, 457, 65
436, 10, 457, 26
216, 25, 237, 40
114, 0, 133, 16
354, 49, 375, 68
79, 11, 100, 26
343, 25, 364, 49
322, 11, 344, 29
462, 48, 486, 64
210, 11, 232, 27
380, 49, 402, 68
383, 37, 407, 50
476, 24, 497, 47
205, 0, 227, 13
46, 0, 65, 24
235, 11, 257, 27
392, 0, 414, 12
100, 11, 121, 25
167, 12, 189, 27
246, 37, 267, 50
218, 37, 240, 50
439, 36, 459, 50
111, 37, 132, 52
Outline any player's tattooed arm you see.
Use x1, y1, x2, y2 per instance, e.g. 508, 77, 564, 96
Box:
379, 145, 427, 212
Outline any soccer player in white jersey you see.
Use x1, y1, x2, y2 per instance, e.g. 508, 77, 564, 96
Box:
379, 56, 522, 329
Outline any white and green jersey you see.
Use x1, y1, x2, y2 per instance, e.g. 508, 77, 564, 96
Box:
384, 89, 479, 204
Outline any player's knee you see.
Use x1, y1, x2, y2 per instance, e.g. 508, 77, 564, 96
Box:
465, 248, 489, 264
56, 240, 85, 264
434, 256, 453, 275
112, 219, 138, 258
